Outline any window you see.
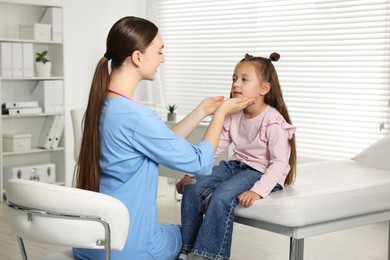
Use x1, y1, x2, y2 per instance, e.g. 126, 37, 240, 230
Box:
156, 0, 390, 160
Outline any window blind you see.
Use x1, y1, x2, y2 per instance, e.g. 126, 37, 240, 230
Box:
156, 0, 390, 160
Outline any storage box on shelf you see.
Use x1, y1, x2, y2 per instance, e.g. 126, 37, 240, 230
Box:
2, 133, 31, 152
19, 23, 52, 41
0, 1, 64, 202
4, 163, 56, 183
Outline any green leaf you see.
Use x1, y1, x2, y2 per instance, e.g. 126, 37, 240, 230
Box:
35, 50, 50, 64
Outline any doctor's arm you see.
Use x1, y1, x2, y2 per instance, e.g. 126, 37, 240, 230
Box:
170, 96, 224, 138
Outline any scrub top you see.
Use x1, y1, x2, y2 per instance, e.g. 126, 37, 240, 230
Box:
73, 97, 214, 260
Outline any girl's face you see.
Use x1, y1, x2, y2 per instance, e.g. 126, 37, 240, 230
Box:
139, 33, 165, 80
231, 62, 269, 100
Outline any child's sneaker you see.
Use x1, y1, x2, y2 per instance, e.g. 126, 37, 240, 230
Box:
187, 252, 208, 260
177, 250, 189, 260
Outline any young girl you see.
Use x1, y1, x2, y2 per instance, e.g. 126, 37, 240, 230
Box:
177, 53, 297, 260
72, 16, 254, 260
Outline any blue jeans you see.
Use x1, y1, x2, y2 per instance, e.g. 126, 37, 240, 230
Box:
180, 160, 282, 260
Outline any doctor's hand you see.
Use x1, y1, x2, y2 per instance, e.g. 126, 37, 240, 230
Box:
216, 97, 255, 117
237, 190, 262, 207
200, 96, 225, 116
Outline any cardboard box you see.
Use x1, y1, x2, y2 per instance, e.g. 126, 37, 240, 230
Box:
4, 163, 56, 184
2, 133, 31, 152
19, 23, 52, 41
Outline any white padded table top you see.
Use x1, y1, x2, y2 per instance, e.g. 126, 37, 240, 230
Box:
234, 159, 390, 227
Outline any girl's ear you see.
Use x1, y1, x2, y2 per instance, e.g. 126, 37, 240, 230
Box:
260, 82, 271, 96
131, 50, 142, 66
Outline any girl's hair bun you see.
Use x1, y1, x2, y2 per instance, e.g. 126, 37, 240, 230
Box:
269, 52, 280, 62
244, 53, 253, 59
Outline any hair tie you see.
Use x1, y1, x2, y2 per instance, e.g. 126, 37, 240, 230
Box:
104, 52, 112, 60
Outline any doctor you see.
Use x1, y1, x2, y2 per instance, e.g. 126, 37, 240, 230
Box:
73, 16, 254, 260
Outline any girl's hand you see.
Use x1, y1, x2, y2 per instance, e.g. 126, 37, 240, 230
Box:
237, 190, 262, 207
200, 96, 224, 116
216, 97, 255, 117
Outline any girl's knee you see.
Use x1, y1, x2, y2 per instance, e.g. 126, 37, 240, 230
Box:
183, 182, 197, 194
183, 179, 208, 194
210, 188, 239, 208
211, 191, 234, 205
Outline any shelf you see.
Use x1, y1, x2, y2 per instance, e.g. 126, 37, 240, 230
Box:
0, 38, 62, 44
2, 147, 64, 156
2, 113, 62, 119
0, 1, 65, 202
0, 76, 63, 81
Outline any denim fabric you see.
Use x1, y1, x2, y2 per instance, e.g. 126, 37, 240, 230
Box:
181, 160, 282, 260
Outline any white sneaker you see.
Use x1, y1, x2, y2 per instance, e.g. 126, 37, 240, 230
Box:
187, 252, 208, 260
178, 252, 189, 260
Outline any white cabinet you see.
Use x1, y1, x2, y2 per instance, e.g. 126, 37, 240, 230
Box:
0, 1, 64, 202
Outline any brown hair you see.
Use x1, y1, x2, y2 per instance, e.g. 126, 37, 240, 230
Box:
76, 16, 158, 191
240, 53, 297, 185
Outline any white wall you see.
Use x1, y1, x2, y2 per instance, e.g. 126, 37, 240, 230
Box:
62, 0, 146, 185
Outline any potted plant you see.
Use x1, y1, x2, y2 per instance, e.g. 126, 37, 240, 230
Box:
35, 50, 51, 77
166, 104, 177, 121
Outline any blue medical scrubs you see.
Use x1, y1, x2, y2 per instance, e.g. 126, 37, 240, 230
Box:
73, 97, 214, 260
